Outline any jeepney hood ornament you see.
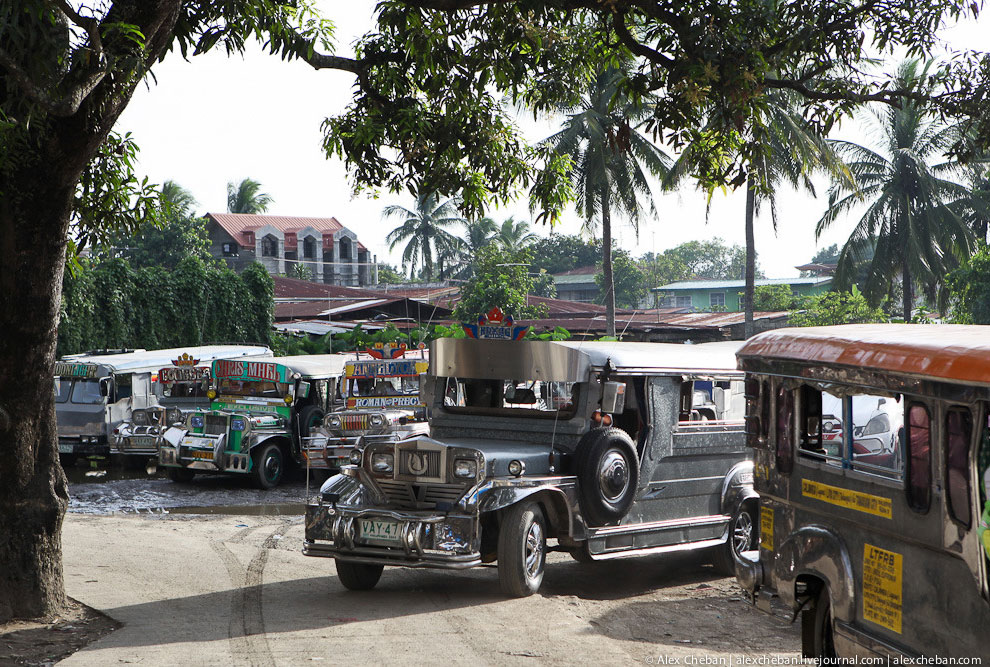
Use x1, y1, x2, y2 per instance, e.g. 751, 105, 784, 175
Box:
389, 434, 552, 477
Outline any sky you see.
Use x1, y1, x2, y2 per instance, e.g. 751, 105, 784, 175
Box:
116, 2, 987, 279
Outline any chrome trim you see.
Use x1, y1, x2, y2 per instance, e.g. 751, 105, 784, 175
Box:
303, 541, 482, 569
588, 514, 728, 538
590, 537, 725, 561
431, 337, 591, 383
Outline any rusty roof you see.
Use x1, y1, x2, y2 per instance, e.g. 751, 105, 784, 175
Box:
273, 276, 383, 300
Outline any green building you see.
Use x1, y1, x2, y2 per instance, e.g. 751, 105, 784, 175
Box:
653, 277, 832, 312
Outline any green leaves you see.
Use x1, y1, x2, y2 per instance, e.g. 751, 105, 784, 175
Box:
452, 244, 548, 322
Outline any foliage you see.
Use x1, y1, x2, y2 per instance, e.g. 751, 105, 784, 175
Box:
227, 177, 274, 214
648, 239, 754, 284
596, 250, 647, 309
751, 284, 798, 311
57, 258, 273, 356
526, 326, 570, 341
946, 245, 990, 324
453, 245, 548, 321
375, 263, 407, 284
384, 192, 465, 280
494, 216, 537, 252
812, 244, 841, 264
818, 60, 973, 319
289, 263, 313, 281
529, 235, 602, 275
789, 287, 885, 327
530, 270, 557, 299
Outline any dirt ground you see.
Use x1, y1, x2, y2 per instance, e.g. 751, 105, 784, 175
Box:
0, 600, 117, 666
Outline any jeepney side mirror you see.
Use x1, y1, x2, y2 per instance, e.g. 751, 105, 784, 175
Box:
99, 377, 114, 399
297, 381, 311, 399
601, 381, 626, 414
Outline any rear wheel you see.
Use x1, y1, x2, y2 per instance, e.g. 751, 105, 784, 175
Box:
167, 467, 196, 483
335, 560, 384, 591
712, 501, 757, 575
497, 501, 546, 597
252, 443, 284, 489
802, 586, 837, 658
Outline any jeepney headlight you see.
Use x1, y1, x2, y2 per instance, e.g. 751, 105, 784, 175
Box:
863, 414, 890, 436
369, 414, 385, 426
507, 459, 525, 477
190, 415, 204, 429
207, 389, 217, 399
165, 407, 182, 425
371, 452, 394, 474
453, 458, 477, 479
230, 418, 246, 431
349, 449, 362, 465
132, 410, 149, 426
327, 415, 342, 428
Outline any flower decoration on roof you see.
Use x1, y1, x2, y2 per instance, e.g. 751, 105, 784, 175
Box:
462, 306, 530, 340
366, 342, 409, 359
172, 353, 200, 366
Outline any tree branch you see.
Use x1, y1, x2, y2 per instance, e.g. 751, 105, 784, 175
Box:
302, 52, 363, 74
48, 0, 103, 60
612, 9, 675, 71
0, 46, 107, 117
762, 76, 924, 107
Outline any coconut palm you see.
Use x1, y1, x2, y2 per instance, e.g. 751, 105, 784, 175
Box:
227, 177, 274, 214
383, 192, 465, 280
161, 180, 198, 220
817, 60, 972, 320
542, 65, 672, 335
665, 87, 850, 336
495, 217, 537, 253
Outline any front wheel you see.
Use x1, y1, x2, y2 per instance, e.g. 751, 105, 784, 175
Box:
252, 443, 284, 489
335, 560, 384, 591
712, 501, 757, 575
497, 502, 547, 597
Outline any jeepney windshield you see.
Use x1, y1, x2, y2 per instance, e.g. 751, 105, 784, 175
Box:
70, 379, 103, 404
217, 378, 289, 399
163, 381, 210, 399
347, 376, 420, 398
55, 378, 72, 403
442, 377, 578, 418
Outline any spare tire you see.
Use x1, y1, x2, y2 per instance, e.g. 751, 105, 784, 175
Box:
575, 427, 639, 526
297, 405, 325, 438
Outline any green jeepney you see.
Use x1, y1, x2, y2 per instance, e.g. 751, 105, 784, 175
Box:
158, 355, 347, 488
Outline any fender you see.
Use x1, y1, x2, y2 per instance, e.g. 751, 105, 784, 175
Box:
474, 479, 577, 535
720, 460, 758, 516
771, 525, 856, 622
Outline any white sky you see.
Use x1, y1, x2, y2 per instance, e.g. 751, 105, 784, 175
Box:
115, 2, 987, 278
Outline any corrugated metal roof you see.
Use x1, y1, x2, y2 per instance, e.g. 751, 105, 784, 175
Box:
273, 276, 383, 299
655, 277, 832, 291
554, 273, 598, 286
554, 265, 598, 276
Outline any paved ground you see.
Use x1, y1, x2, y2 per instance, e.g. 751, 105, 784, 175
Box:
60, 512, 802, 666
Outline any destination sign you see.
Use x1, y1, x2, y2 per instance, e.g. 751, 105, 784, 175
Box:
159, 366, 211, 383
54, 362, 99, 379
346, 360, 428, 379
461, 306, 530, 341
214, 360, 284, 383
347, 395, 424, 409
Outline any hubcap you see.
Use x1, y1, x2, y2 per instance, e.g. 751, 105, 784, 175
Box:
598, 450, 630, 501
524, 520, 544, 578
732, 511, 754, 554
264, 453, 281, 481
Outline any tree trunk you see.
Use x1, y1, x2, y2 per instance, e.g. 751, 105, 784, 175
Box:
743, 183, 757, 339
601, 186, 616, 337
902, 260, 912, 322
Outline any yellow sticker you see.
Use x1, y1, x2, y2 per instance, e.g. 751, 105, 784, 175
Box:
760, 506, 774, 551
863, 543, 902, 633
801, 479, 892, 519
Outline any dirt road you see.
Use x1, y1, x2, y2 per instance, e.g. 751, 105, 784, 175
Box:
60, 512, 800, 665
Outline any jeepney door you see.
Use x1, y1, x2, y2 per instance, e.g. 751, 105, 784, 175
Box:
131, 372, 154, 410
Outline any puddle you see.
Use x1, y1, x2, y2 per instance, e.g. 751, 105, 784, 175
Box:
167, 503, 305, 516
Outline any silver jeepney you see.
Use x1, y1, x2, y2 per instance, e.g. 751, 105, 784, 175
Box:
303, 337, 756, 596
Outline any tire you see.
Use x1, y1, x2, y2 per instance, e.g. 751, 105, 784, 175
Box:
167, 467, 196, 483
568, 543, 595, 563
335, 560, 384, 591
712, 501, 757, 575
297, 405, 325, 439
252, 443, 284, 489
805, 586, 837, 658
497, 501, 547, 597
574, 427, 639, 526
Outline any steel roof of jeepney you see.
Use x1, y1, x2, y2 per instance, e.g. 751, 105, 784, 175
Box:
556, 340, 744, 372
737, 324, 990, 385
58, 345, 271, 374
232, 354, 349, 378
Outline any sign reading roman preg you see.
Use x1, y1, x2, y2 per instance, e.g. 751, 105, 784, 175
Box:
213, 360, 285, 383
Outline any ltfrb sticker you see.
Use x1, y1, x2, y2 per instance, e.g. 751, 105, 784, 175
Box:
461, 307, 530, 340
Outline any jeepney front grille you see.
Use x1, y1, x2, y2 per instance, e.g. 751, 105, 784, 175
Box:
342, 414, 369, 431
204, 415, 228, 435
375, 480, 467, 509
398, 449, 442, 478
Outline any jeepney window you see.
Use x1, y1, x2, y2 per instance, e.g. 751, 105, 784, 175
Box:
760, 380, 771, 442
677, 378, 744, 423
946, 407, 974, 528
906, 402, 932, 513
217, 378, 288, 399
442, 377, 577, 418
163, 381, 209, 399
348, 376, 418, 397
978, 409, 990, 534
798, 386, 827, 458
55, 379, 72, 403
849, 393, 904, 478
70, 379, 103, 404
776, 386, 794, 473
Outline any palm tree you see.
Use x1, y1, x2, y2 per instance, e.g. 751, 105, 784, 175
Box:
227, 178, 274, 214
817, 60, 972, 320
542, 66, 672, 335
383, 192, 465, 280
495, 217, 537, 253
161, 180, 198, 220
443, 217, 497, 279
665, 87, 850, 337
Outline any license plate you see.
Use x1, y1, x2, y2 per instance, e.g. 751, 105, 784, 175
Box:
58, 443, 74, 454
358, 518, 402, 546
130, 436, 156, 447
191, 450, 213, 460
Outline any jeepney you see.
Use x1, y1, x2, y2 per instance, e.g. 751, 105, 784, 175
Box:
303, 343, 429, 473
304, 327, 755, 596
733, 325, 990, 659
112, 345, 272, 461
159, 355, 347, 487
54, 346, 235, 461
